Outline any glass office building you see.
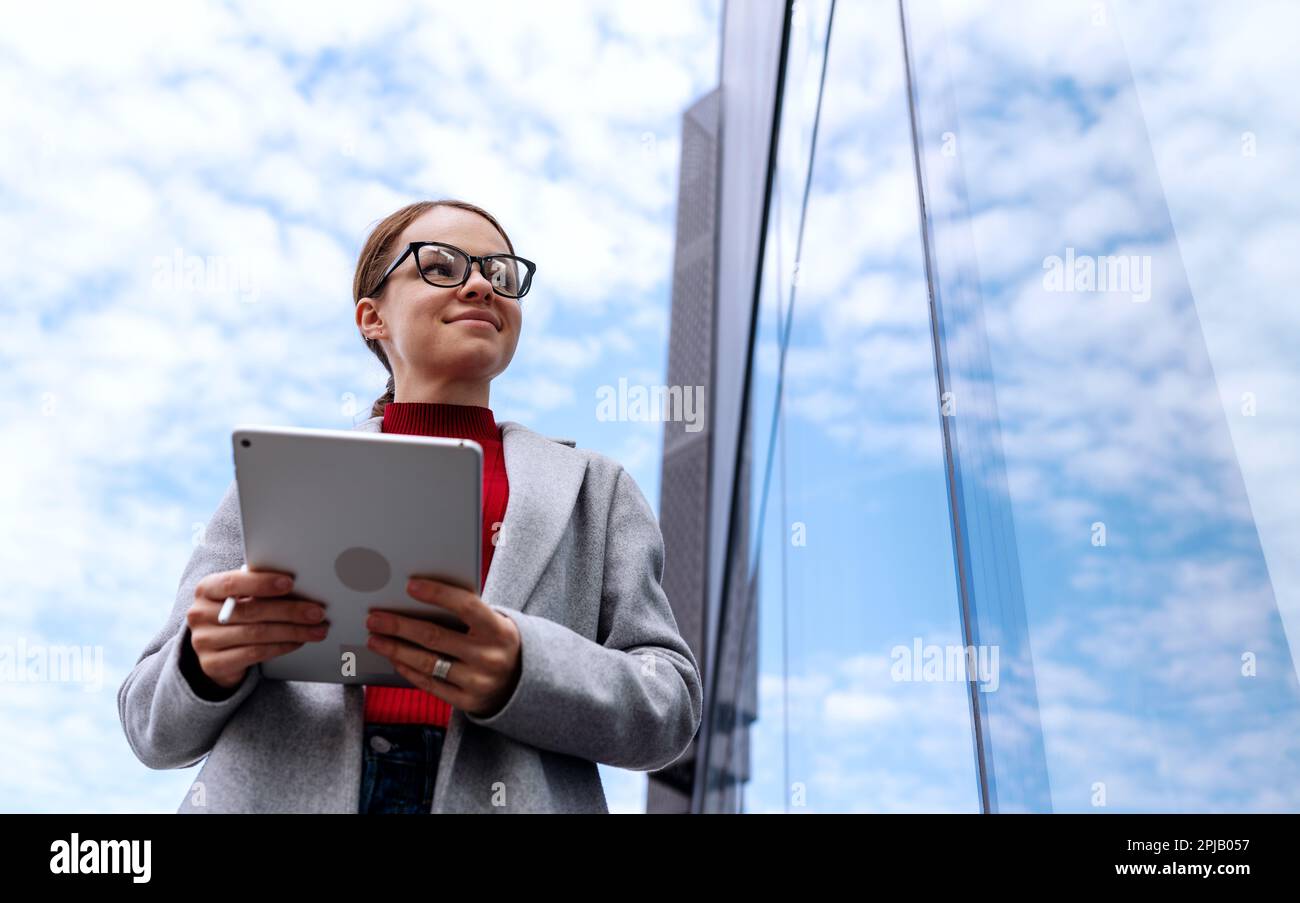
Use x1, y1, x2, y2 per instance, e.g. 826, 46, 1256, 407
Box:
647, 0, 1300, 813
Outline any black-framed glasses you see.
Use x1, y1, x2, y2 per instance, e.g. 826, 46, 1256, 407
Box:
369, 241, 536, 300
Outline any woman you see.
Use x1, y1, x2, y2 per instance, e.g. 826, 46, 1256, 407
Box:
117, 199, 704, 813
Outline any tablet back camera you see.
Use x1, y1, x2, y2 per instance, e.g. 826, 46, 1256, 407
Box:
334, 546, 391, 593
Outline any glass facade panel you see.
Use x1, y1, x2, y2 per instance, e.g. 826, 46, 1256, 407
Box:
688, 0, 1300, 815
900, 0, 1300, 811
706, 0, 980, 812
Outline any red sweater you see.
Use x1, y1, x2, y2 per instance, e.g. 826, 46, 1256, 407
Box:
362, 401, 508, 725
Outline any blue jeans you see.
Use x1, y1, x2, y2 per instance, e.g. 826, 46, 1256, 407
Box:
358, 722, 448, 814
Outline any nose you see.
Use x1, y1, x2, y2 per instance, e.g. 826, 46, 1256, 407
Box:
458, 260, 497, 301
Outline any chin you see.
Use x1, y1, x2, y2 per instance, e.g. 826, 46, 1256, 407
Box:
440, 345, 501, 370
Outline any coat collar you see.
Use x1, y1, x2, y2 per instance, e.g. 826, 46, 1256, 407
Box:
350, 414, 585, 616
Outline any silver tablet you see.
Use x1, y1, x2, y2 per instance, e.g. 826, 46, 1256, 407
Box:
231, 423, 482, 687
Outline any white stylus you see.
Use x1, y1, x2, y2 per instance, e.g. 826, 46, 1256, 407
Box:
217, 563, 248, 624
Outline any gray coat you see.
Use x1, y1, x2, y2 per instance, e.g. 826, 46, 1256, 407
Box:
117, 414, 703, 813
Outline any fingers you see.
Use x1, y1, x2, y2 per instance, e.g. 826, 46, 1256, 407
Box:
204, 596, 327, 626
188, 594, 327, 630
195, 567, 296, 604
374, 638, 467, 692
188, 595, 331, 653
196, 618, 331, 653
404, 578, 496, 634
201, 642, 309, 676
366, 609, 473, 662
389, 660, 472, 710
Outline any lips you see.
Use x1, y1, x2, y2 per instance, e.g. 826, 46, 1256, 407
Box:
446, 310, 501, 330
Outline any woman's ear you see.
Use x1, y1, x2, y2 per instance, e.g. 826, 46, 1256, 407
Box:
356, 297, 384, 338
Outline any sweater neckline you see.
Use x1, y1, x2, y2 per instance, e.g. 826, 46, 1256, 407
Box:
380, 402, 499, 443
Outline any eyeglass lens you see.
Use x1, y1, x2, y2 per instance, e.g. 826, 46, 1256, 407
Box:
416, 244, 526, 297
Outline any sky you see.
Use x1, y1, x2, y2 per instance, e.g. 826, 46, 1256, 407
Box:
0, 0, 721, 814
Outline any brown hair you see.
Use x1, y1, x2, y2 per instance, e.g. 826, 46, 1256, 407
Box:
353, 199, 518, 418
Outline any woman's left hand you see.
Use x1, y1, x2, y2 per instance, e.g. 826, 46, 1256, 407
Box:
366, 577, 522, 718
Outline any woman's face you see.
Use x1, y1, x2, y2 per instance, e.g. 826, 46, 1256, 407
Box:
357, 206, 523, 396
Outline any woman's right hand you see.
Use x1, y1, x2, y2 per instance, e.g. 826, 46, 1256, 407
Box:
186, 567, 331, 690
